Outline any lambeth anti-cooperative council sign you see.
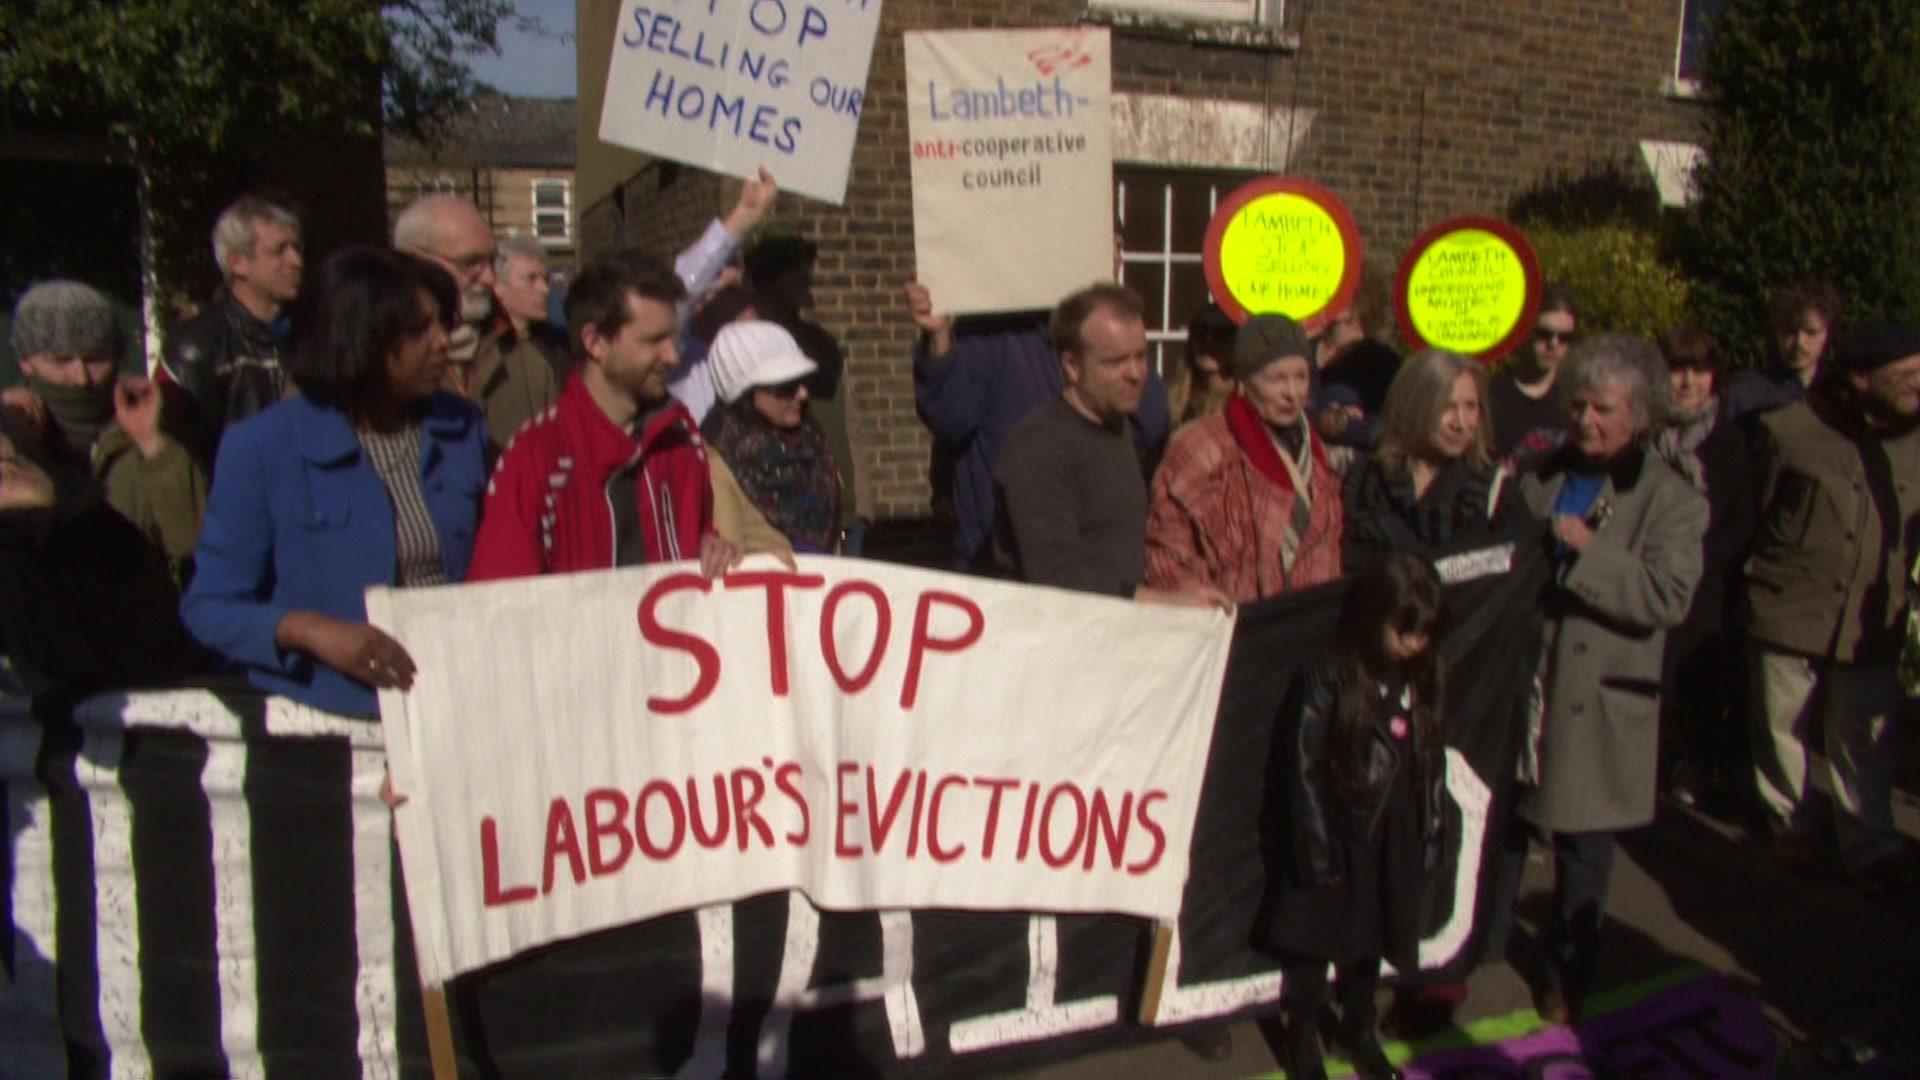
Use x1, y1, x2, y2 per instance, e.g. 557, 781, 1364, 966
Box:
598, 0, 884, 205
904, 28, 1114, 316
1202, 176, 1363, 331
1393, 216, 1543, 361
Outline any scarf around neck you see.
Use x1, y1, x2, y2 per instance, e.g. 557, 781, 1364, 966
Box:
29, 376, 113, 457
701, 403, 841, 551
1224, 394, 1323, 495
1651, 398, 1716, 494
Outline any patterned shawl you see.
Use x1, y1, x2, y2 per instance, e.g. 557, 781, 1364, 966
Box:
701, 402, 842, 552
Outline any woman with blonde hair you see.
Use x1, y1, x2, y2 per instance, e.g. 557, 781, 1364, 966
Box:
1343, 349, 1533, 572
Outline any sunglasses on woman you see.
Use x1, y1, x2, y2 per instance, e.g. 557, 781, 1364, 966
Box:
763, 378, 808, 400
1534, 328, 1576, 346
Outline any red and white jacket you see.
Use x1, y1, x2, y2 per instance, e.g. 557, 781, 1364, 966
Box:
468, 374, 714, 580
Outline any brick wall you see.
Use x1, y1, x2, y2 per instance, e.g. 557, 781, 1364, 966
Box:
580, 0, 1704, 520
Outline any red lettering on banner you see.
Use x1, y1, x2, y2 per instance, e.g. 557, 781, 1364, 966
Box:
542, 797, 586, 894
905, 771, 930, 857
819, 581, 891, 692
1015, 781, 1041, 862
724, 570, 826, 696
1039, 783, 1089, 868
774, 762, 811, 844
866, 766, 916, 852
1083, 790, 1133, 871
927, 775, 968, 862
687, 773, 732, 848
975, 776, 1018, 861
584, 788, 634, 875
1128, 790, 1169, 875
834, 761, 863, 856
900, 591, 985, 709
637, 573, 721, 714
730, 767, 775, 850
480, 816, 537, 907
635, 779, 686, 859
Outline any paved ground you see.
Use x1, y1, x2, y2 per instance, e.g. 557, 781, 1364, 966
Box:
1021, 737, 1920, 1079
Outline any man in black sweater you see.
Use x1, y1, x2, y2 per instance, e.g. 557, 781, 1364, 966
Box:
989, 280, 1232, 1060
992, 285, 1228, 596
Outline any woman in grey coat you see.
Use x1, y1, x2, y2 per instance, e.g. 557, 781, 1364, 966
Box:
1510, 335, 1707, 1021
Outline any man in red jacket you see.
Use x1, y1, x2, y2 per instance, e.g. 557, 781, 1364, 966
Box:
469, 251, 739, 580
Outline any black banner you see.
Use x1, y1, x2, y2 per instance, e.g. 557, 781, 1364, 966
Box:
0, 539, 1543, 1077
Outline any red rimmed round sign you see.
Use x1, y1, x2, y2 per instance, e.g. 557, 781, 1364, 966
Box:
1392, 216, 1543, 362
1201, 177, 1363, 333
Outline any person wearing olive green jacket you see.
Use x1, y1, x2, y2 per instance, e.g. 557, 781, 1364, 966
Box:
7, 280, 207, 582
1746, 323, 1920, 888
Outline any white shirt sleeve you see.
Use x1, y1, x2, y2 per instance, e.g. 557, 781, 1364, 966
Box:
674, 218, 743, 311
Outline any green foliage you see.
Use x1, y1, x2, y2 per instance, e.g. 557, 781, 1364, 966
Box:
1526, 222, 1692, 341
0, 0, 515, 311
1684, 0, 1920, 363
0, 0, 512, 150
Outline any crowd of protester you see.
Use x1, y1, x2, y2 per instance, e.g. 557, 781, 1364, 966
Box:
3, 180, 1918, 1080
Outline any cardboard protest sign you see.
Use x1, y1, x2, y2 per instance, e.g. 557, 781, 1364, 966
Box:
1202, 176, 1363, 331
905, 28, 1114, 316
369, 556, 1233, 985
1393, 216, 1543, 361
598, 0, 884, 205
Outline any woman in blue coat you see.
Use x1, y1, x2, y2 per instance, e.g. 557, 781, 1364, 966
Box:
182, 246, 488, 717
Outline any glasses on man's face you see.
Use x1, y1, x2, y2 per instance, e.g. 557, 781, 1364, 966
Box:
1534, 328, 1576, 346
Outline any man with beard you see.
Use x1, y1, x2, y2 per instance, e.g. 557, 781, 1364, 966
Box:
5, 280, 207, 579
394, 194, 557, 459
1746, 323, 1920, 892
161, 194, 304, 453
467, 251, 740, 580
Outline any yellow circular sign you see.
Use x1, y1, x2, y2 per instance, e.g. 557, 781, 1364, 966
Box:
1403, 229, 1530, 355
1216, 193, 1348, 322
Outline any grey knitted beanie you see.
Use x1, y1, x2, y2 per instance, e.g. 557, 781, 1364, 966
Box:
10, 280, 122, 360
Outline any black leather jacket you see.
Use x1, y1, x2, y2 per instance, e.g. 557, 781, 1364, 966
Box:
160, 294, 288, 454
1277, 656, 1447, 890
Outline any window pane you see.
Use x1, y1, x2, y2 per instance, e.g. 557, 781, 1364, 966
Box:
1677, 0, 1727, 81
534, 181, 568, 208
1169, 263, 1214, 331
1120, 178, 1163, 252
1127, 260, 1167, 332
1170, 176, 1220, 253
535, 211, 568, 239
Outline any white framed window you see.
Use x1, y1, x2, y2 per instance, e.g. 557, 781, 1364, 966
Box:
532, 178, 571, 245
1669, 0, 1727, 97
422, 173, 460, 195
1090, 0, 1277, 26
1115, 166, 1257, 377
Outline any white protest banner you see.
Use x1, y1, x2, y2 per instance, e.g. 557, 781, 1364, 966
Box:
370, 556, 1232, 985
598, 0, 882, 205
905, 28, 1113, 315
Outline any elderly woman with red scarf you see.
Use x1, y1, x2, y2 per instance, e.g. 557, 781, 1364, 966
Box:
1146, 314, 1343, 602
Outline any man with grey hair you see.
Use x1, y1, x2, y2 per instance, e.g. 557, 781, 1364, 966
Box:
160, 194, 303, 443
492, 234, 569, 383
